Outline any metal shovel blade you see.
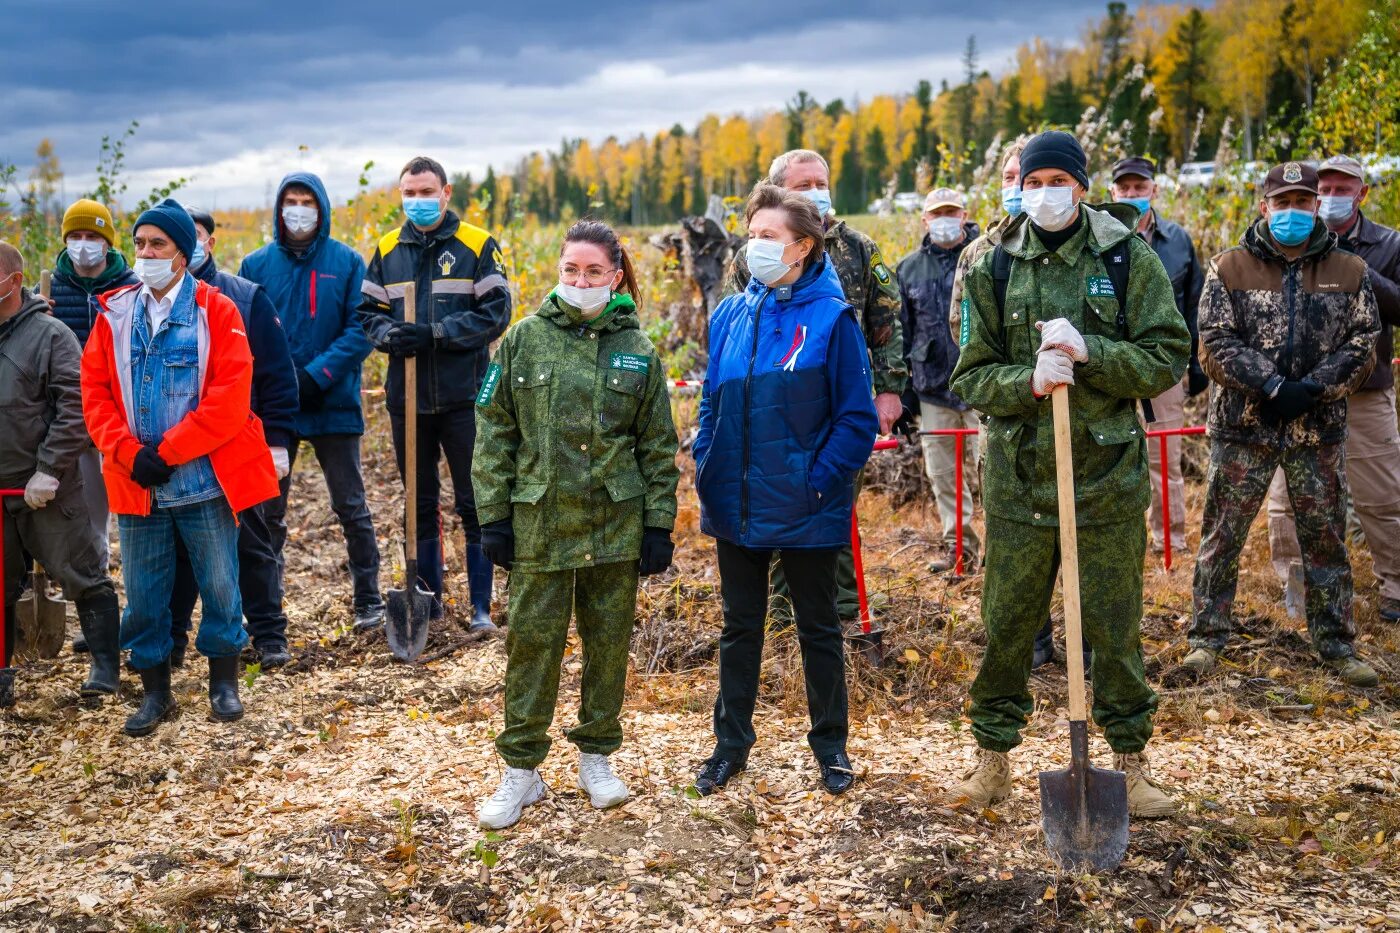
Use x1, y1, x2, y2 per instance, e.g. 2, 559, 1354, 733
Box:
386, 561, 434, 662
17, 569, 66, 660
1038, 721, 1130, 873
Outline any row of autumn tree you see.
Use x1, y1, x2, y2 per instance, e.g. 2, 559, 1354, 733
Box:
452, 0, 1398, 228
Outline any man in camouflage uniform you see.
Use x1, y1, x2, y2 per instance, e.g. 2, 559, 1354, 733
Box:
948, 138, 1027, 338
724, 149, 908, 621
472, 277, 679, 828
1187, 162, 1381, 688
948, 131, 1189, 818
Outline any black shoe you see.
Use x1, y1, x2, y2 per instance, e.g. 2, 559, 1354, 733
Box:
1031, 618, 1055, 670
818, 751, 856, 795
257, 643, 291, 669
353, 604, 385, 632
208, 656, 244, 722
77, 592, 122, 699
695, 754, 746, 796
0, 668, 14, 708
125, 662, 176, 737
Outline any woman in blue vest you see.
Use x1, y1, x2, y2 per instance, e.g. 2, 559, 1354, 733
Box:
693, 184, 878, 797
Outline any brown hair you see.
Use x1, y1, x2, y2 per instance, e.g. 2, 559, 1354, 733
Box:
399, 156, 448, 185
562, 219, 641, 307
744, 183, 825, 270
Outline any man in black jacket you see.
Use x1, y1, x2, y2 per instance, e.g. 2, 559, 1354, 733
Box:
163, 209, 299, 668
897, 187, 981, 572
359, 157, 512, 635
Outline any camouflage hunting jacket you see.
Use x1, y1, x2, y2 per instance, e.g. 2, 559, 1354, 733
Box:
726, 218, 908, 397
471, 292, 680, 574
949, 212, 1015, 340
1199, 218, 1379, 449
950, 204, 1189, 527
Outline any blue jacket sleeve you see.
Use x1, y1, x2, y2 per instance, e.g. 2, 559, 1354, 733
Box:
248, 286, 299, 449
693, 302, 729, 468
305, 248, 372, 389
810, 308, 879, 493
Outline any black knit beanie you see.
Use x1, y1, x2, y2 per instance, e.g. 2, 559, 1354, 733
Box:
1019, 131, 1090, 190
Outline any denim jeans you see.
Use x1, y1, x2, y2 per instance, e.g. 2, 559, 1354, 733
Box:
264, 434, 383, 611
118, 498, 246, 670
170, 500, 288, 652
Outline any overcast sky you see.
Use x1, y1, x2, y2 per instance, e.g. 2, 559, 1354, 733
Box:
3, 0, 1113, 210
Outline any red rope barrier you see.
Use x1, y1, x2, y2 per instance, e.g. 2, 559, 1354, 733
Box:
853, 440, 901, 633
918, 429, 980, 576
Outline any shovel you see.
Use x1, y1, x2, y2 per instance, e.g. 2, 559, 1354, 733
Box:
1038, 385, 1130, 873
14, 270, 68, 661
385, 281, 434, 662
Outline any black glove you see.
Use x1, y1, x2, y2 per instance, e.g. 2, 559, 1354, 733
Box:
1186, 359, 1209, 397
1261, 379, 1324, 424
638, 527, 674, 577
297, 368, 325, 410
385, 321, 434, 357
480, 519, 514, 571
131, 445, 174, 489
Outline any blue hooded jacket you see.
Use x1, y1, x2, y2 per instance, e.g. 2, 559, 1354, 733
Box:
695, 255, 879, 549
239, 172, 371, 437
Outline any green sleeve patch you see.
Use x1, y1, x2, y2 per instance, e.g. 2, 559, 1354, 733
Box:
871, 254, 893, 287
1087, 275, 1117, 298
959, 298, 971, 346
476, 362, 502, 406
610, 353, 650, 374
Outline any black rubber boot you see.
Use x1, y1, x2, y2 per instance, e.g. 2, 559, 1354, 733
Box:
1031, 618, 1055, 669
208, 655, 244, 722
0, 668, 14, 709
125, 661, 176, 737
76, 589, 122, 699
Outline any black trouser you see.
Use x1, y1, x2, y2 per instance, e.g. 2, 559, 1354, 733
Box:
713, 541, 848, 760
171, 502, 288, 651
388, 405, 484, 603
264, 434, 383, 612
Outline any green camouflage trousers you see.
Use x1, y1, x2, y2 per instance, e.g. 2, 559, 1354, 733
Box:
972, 513, 1157, 754
771, 469, 862, 621
497, 560, 639, 769
1191, 440, 1355, 660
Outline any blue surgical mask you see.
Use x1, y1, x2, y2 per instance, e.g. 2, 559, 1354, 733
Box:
403, 197, 444, 227
800, 187, 832, 217
746, 238, 796, 286
1001, 185, 1022, 217
1269, 208, 1316, 247
1318, 195, 1356, 226
1117, 196, 1151, 217
190, 241, 207, 270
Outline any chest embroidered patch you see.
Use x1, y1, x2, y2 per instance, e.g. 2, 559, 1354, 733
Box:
609, 353, 649, 374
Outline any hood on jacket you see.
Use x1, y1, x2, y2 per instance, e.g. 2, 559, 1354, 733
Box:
741, 252, 847, 307
53, 246, 133, 291
3, 288, 53, 332
1242, 215, 1335, 264
273, 171, 332, 249
1002, 201, 1136, 258
538, 290, 640, 334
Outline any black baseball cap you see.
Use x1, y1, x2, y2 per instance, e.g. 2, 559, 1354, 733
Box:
1111, 157, 1156, 182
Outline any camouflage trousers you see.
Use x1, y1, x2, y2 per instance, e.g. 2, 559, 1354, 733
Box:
1191, 440, 1355, 660
497, 560, 639, 769
971, 513, 1157, 754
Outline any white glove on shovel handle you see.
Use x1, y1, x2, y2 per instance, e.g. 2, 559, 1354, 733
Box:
1033, 348, 1076, 397
1037, 318, 1088, 363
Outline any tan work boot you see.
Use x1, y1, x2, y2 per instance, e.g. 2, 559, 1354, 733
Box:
949, 748, 1012, 807
1179, 646, 1217, 677
1325, 656, 1380, 688
1114, 751, 1179, 818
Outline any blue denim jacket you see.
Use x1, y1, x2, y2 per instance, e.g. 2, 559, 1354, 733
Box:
130, 275, 222, 507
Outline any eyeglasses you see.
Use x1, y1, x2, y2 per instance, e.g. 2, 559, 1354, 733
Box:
559, 265, 617, 286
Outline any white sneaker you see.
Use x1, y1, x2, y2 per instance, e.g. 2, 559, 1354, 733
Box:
478, 767, 545, 829
578, 752, 629, 809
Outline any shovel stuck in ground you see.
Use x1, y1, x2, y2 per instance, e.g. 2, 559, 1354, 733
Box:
1037, 385, 1130, 873
385, 281, 435, 662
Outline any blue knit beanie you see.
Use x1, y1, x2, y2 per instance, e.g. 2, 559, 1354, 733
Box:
1019, 131, 1091, 191
132, 197, 198, 262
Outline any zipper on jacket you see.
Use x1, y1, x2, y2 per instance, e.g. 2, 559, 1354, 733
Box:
740, 289, 770, 538
309, 270, 318, 319
1281, 263, 1298, 449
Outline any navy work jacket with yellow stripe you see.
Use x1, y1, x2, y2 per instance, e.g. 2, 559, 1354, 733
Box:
358, 210, 512, 414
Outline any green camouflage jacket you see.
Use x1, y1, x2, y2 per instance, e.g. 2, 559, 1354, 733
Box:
1199, 218, 1379, 448
726, 219, 908, 396
949, 212, 1015, 339
472, 292, 680, 573
950, 204, 1189, 527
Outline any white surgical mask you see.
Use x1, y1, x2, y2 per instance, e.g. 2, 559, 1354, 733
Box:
746, 238, 797, 286
1318, 195, 1356, 226
66, 238, 106, 268
556, 281, 612, 314
133, 257, 178, 291
281, 204, 319, 235
926, 217, 964, 246
1021, 186, 1078, 232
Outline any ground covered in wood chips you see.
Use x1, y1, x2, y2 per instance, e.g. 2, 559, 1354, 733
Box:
2, 419, 1398, 932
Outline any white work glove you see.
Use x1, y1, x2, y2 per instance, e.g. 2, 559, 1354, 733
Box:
1036, 318, 1088, 363
270, 446, 290, 480
24, 471, 60, 509
1032, 348, 1076, 397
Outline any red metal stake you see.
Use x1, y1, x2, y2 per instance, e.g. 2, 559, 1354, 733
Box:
851, 508, 871, 635
954, 432, 965, 577
1159, 432, 1172, 571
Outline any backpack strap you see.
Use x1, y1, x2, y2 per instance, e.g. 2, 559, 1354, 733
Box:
991, 244, 1012, 314
1099, 240, 1155, 423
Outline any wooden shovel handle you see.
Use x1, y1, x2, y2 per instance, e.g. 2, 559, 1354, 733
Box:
1052, 385, 1088, 722
40, 270, 52, 300
403, 282, 417, 566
